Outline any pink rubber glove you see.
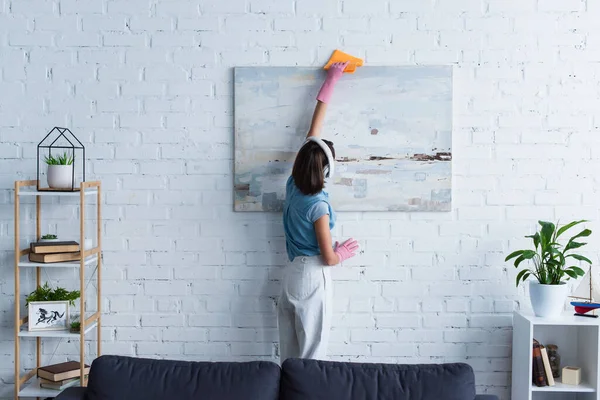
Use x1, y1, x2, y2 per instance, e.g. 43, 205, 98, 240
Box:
316, 61, 349, 104
334, 238, 359, 263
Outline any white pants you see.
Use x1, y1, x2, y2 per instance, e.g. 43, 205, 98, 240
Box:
278, 255, 332, 364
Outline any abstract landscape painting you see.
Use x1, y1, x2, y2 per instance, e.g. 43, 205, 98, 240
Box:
234, 66, 453, 212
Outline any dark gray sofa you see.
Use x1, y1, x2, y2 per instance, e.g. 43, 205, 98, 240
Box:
55, 355, 499, 400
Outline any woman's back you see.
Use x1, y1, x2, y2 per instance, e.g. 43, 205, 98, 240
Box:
283, 176, 335, 262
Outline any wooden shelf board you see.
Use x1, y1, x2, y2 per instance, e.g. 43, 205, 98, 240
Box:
18, 377, 81, 398
18, 254, 97, 268
19, 321, 97, 338
532, 378, 595, 392
18, 189, 97, 197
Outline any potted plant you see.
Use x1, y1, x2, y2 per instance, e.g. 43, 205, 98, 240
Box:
506, 220, 591, 318
25, 283, 80, 332
70, 314, 81, 333
39, 234, 59, 243
44, 151, 74, 189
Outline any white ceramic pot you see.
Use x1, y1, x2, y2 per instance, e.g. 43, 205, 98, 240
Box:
39, 238, 59, 243
529, 281, 569, 318
47, 165, 73, 189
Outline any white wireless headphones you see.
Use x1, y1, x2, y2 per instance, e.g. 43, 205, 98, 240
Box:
303, 137, 335, 178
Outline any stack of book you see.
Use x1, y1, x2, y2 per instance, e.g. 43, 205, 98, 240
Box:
532, 338, 556, 387
29, 241, 80, 263
38, 361, 90, 391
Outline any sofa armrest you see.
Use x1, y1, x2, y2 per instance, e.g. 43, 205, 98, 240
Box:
54, 387, 87, 400
475, 395, 499, 400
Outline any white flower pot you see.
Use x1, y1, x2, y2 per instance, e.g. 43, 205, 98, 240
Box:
39, 238, 59, 243
529, 281, 569, 318
47, 164, 73, 189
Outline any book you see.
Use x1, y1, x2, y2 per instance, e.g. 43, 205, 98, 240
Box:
40, 377, 82, 390
532, 353, 537, 385
532, 341, 539, 385
30, 241, 79, 254
532, 339, 548, 386
540, 346, 555, 386
40, 376, 79, 386
29, 252, 80, 263
37, 361, 90, 382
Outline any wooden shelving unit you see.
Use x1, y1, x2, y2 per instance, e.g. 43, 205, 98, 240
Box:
13, 180, 102, 399
512, 311, 600, 400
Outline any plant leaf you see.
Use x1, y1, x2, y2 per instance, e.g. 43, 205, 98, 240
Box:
564, 228, 591, 252
539, 221, 555, 246
514, 255, 526, 268
557, 220, 587, 238
505, 250, 525, 262
516, 269, 530, 287
570, 229, 592, 241
25, 282, 80, 307
522, 250, 537, 259
566, 254, 593, 264
565, 241, 586, 252
565, 269, 578, 279
546, 258, 560, 267
568, 266, 586, 276
525, 233, 540, 249
514, 251, 535, 268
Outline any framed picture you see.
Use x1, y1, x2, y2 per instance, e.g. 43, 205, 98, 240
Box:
28, 301, 70, 332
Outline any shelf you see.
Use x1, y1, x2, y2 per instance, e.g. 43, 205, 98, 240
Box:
14, 180, 102, 399
19, 321, 97, 338
19, 254, 98, 268
18, 189, 97, 197
18, 377, 81, 398
513, 312, 600, 398
519, 312, 600, 326
532, 378, 595, 392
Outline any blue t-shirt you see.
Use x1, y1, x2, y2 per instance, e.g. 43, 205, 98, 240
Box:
283, 176, 336, 261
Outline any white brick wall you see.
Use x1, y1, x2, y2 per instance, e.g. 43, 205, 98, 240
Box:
1, 0, 599, 398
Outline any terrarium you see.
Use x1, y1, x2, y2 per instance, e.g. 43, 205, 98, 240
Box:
37, 127, 85, 191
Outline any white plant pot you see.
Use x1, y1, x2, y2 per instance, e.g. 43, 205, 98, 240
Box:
529, 281, 569, 318
39, 238, 59, 243
47, 164, 73, 189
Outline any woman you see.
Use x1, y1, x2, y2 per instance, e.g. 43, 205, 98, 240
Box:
278, 62, 360, 363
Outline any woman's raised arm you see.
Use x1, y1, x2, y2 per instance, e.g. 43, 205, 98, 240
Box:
306, 61, 349, 138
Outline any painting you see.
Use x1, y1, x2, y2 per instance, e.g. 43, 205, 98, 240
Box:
28, 301, 69, 332
234, 66, 452, 212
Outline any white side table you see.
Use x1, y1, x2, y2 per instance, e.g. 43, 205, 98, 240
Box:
512, 311, 600, 400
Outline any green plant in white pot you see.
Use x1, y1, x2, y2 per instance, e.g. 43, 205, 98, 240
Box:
506, 220, 591, 318
44, 152, 74, 189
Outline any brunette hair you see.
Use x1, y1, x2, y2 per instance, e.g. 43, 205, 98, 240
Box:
291, 139, 335, 195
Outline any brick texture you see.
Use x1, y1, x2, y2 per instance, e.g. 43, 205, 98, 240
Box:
1, 0, 600, 399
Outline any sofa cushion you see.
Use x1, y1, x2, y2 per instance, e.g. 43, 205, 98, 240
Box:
280, 359, 476, 400
85, 355, 280, 400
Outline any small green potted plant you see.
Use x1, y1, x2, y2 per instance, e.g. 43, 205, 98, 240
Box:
44, 151, 74, 189
26, 283, 80, 332
506, 220, 591, 318
70, 314, 81, 333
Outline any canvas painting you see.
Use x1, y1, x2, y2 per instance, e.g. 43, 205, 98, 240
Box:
28, 301, 69, 331
234, 66, 453, 212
